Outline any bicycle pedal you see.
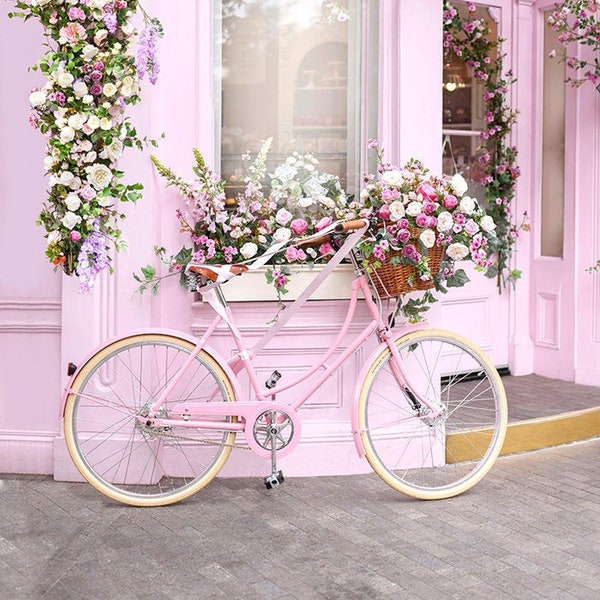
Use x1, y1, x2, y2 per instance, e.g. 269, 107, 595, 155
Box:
264, 470, 285, 490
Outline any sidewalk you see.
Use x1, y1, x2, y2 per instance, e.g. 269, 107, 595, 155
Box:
1, 437, 599, 599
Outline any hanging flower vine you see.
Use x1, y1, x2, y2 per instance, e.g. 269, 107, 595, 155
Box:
443, 1, 526, 291
5, 0, 161, 292
547, 0, 600, 90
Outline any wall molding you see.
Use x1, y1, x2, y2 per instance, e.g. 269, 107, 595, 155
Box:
0, 430, 55, 474
0, 299, 61, 333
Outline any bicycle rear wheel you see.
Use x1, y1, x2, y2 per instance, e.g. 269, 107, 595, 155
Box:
64, 333, 237, 506
358, 329, 507, 500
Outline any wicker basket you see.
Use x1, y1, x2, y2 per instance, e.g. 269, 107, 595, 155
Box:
367, 234, 446, 299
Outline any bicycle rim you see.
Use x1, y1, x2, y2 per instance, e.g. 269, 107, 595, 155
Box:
359, 329, 508, 500
64, 333, 236, 506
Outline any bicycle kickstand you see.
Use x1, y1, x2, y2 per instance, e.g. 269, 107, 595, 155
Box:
264, 423, 285, 490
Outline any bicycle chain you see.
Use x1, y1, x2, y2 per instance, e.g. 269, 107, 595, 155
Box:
157, 428, 253, 451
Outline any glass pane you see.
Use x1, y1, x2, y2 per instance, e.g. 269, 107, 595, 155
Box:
442, 2, 498, 204
218, 0, 367, 199
541, 9, 565, 258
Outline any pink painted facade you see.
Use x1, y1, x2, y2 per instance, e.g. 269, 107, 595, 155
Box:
1, 0, 599, 477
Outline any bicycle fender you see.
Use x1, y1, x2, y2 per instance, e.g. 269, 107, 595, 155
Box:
59, 328, 242, 417
350, 322, 430, 458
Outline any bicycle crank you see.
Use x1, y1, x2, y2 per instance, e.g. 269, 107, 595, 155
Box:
253, 409, 296, 490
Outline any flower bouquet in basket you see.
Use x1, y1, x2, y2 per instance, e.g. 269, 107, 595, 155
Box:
349, 143, 498, 321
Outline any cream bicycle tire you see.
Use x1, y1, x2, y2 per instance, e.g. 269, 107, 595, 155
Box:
64, 333, 237, 507
358, 329, 508, 500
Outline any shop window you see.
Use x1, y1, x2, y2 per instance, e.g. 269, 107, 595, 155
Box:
540, 9, 566, 258
217, 0, 375, 199
442, 2, 499, 203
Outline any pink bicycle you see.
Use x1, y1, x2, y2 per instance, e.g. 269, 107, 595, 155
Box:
62, 219, 508, 506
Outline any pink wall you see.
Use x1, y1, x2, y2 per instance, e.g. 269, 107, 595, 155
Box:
1, 0, 598, 478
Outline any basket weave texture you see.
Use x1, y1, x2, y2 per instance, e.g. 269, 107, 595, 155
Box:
368, 231, 446, 299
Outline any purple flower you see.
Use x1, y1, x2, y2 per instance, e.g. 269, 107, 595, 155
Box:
76, 221, 111, 293
415, 213, 429, 228
136, 25, 160, 85
397, 228, 411, 243
402, 244, 418, 260
90, 84, 103, 95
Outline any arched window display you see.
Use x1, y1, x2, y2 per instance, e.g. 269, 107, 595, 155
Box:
217, 0, 374, 198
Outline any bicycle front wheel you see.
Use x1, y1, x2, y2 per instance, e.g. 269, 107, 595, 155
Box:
64, 333, 237, 506
358, 329, 507, 500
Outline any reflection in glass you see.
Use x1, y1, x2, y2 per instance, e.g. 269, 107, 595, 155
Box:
441, 2, 498, 205
218, 0, 366, 200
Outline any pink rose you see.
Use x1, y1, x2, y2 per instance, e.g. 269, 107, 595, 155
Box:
422, 201, 437, 215
285, 247, 306, 262
415, 213, 429, 228
377, 205, 391, 221
416, 183, 437, 200
315, 217, 333, 232
443, 194, 458, 210
290, 218, 308, 235
318, 242, 334, 256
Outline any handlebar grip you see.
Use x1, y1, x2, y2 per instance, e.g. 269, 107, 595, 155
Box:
335, 219, 368, 232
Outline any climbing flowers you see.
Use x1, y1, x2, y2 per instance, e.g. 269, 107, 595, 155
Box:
547, 1, 600, 90
7, 0, 162, 292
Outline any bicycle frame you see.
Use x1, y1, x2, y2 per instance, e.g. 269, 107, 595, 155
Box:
62, 222, 437, 460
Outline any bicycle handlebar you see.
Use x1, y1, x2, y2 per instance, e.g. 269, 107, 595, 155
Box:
334, 219, 369, 232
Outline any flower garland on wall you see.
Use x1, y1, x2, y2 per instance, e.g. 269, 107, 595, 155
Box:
547, 0, 600, 90
443, 1, 526, 291
6, 0, 161, 292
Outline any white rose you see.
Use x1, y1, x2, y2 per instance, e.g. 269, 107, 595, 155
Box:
420, 229, 436, 249
381, 170, 405, 188
240, 242, 258, 260
60, 126, 75, 144
446, 242, 470, 261
86, 115, 101, 130
59, 171, 75, 187
103, 83, 117, 97
99, 117, 112, 131
47, 230, 61, 245
43, 155, 56, 171
67, 114, 85, 130
29, 90, 46, 107
121, 23, 135, 37
436, 211, 453, 232
273, 227, 292, 243
69, 176, 82, 191
82, 95, 94, 105
84, 151, 98, 163
81, 45, 98, 61
389, 200, 405, 221
73, 81, 88, 98
406, 201, 423, 217
97, 195, 114, 207
64, 194, 81, 211
298, 197, 315, 208
459, 196, 476, 215
100, 138, 123, 162
88, 164, 113, 190
451, 173, 468, 197
480, 215, 496, 233
62, 211, 82, 230
94, 29, 108, 45
57, 71, 75, 88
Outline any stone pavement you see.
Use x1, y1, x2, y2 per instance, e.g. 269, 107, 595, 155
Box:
1, 438, 599, 600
